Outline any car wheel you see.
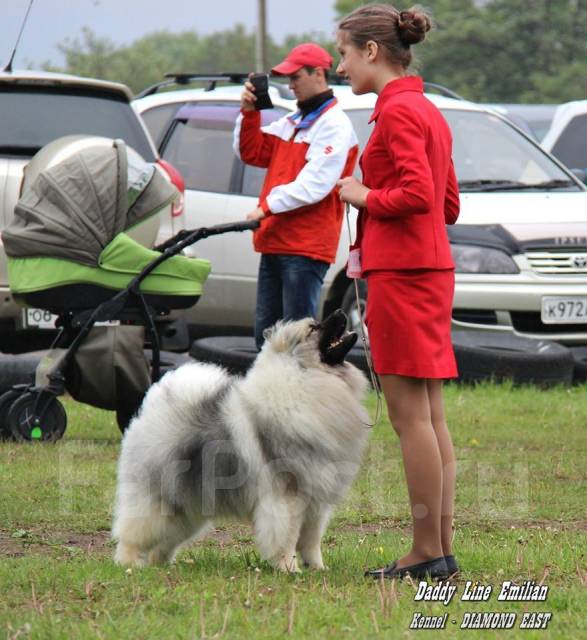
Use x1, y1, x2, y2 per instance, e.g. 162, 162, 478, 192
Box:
8, 391, 67, 442
569, 346, 587, 384
340, 280, 368, 336
452, 330, 574, 387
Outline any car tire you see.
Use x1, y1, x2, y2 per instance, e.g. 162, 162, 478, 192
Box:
569, 346, 587, 384
190, 335, 373, 378
0, 353, 40, 394
190, 337, 258, 375
452, 330, 574, 387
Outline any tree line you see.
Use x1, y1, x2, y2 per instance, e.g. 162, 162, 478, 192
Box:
45, 0, 587, 103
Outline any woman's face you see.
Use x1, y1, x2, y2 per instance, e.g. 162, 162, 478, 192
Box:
335, 30, 374, 95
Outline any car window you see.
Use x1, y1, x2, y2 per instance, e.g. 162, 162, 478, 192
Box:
482, 104, 557, 142
444, 110, 571, 185
0, 87, 155, 161
140, 103, 180, 147
344, 107, 572, 186
161, 102, 286, 195
551, 114, 587, 170
161, 103, 242, 194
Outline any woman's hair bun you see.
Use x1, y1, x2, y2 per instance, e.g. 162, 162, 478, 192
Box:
397, 7, 432, 46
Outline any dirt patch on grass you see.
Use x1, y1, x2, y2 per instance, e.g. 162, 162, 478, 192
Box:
0, 529, 112, 558
0, 526, 254, 558
2, 519, 585, 558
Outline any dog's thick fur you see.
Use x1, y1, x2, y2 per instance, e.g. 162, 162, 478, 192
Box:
112, 316, 369, 572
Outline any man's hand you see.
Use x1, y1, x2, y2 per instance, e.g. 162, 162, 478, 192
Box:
337, 177, 371, 209
246, 206, 265, 222
240, 74, 257, 112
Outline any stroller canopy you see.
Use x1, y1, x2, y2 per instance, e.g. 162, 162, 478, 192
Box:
3, 139, 177, 267
3, 139, 211, 310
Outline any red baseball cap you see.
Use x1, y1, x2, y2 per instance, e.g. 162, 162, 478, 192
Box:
271, 43, 333, 76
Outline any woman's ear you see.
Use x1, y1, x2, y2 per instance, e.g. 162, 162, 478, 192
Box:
365, 40, 379, 62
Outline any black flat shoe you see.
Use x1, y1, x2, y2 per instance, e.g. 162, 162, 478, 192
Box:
365, 556, 449, 580
444, 554, 460, 576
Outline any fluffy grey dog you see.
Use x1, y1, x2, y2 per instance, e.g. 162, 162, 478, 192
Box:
112, 310, 369, 572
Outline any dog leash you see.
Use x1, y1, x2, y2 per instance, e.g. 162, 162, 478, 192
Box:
345, 203, 383, 428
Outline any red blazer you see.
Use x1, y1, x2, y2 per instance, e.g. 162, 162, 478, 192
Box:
355, 76, 460, 273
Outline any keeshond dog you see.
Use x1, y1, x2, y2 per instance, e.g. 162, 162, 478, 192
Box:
112, 310, 369, 572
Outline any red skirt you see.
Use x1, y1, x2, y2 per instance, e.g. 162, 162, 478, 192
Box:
365, 269, 458, 378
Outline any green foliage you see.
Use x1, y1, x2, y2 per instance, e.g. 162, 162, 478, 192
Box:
48, 26, 338, 95
333, 0, 587, 102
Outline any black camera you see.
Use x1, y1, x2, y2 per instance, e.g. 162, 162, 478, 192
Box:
250, 73, 274, 110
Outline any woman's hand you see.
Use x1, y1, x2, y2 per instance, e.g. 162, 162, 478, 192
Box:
337, 177, 371, 209
246, 206, 265, 221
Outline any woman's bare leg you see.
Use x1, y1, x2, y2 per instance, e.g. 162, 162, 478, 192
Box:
379, 374, 443, 566
427, 379, 456, 556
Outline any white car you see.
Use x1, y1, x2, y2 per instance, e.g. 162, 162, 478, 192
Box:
0, 70, 186, 348
134, 77, 587, 345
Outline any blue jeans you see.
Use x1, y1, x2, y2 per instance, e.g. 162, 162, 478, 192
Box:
255, 254, 329, 349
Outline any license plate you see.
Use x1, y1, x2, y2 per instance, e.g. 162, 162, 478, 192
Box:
541, 297, 587, 324
23, 308, 59, 329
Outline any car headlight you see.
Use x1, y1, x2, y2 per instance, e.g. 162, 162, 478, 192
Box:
451, 244, 519, 274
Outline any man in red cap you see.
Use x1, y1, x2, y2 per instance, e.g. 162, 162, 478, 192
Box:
234, 43, 359, 349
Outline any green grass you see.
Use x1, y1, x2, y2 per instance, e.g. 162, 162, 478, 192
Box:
1, 383, 586, 638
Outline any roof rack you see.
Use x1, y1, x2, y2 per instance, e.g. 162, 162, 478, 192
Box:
135, 72, 465, 103
329, 74, 465, 100
422, 82, 465, 101
135, 72, 295, 100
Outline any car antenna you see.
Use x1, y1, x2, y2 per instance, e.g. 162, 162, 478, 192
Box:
3, 0, 35, 73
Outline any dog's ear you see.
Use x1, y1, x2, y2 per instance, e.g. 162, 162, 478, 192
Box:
262, 326, 275, 342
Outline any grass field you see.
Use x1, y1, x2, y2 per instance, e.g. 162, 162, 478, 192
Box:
0, 382, 586, 639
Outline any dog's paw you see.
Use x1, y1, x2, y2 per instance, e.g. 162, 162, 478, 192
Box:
299, 547, 325, 570
274, 554, 301, 574
114, 542, 147, 567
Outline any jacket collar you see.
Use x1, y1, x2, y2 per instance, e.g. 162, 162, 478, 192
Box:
288, 96, 337, 130
368, 76, 424, 123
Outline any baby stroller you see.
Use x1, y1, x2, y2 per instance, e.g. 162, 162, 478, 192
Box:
0, 138, 258, 441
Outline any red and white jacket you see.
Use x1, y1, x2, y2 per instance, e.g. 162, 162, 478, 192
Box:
233, 100, 358, 263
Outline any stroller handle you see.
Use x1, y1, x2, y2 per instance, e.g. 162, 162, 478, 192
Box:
207, 219, 260, 234
154, 219, 260, 253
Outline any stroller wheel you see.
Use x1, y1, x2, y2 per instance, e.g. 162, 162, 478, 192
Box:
7, 391, 67, 442
0, 389, 23, 441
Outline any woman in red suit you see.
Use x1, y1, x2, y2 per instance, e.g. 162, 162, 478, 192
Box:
337, 4, 460, 580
